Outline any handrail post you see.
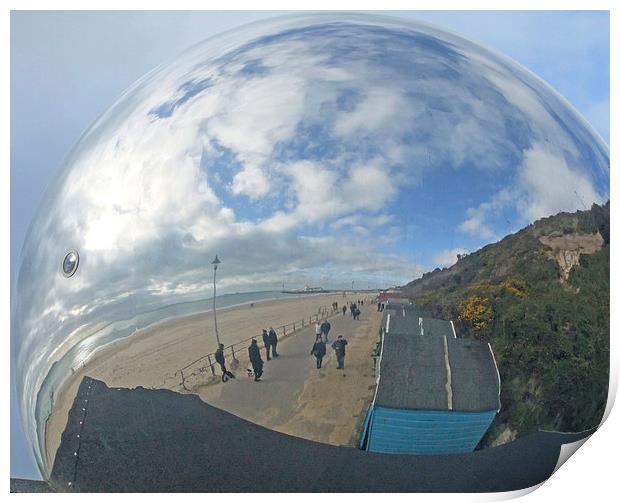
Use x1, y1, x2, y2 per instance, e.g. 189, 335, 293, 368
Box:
180, 370, 189, 392
207, 355, 215, 376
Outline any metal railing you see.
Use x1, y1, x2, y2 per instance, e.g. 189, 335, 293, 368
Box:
172, 304, 340, 391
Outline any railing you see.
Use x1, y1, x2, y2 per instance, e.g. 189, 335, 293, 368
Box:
171, 304, 340, 391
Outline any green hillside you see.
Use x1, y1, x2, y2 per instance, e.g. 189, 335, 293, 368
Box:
401, 202, 610, 446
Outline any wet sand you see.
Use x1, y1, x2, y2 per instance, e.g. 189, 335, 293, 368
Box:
45, 293, 350, 468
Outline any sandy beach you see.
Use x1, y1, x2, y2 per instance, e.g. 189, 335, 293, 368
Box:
45, 293, 363, 468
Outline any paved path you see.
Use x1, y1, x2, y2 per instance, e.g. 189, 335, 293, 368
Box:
199, 301, 378, 432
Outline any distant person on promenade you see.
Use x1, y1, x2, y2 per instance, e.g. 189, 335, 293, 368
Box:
268, 327, 279, 357
320, 319, 331, 343
350, 303, 357, 317
248, 339, 264, 381
353, 307, 361, 320
215, 343, 236, 382
342, 305, 347, 316
262, 329, 272, 361
315, 322, 322, 340
332, 335, 348, 369
310, 334, 327, 369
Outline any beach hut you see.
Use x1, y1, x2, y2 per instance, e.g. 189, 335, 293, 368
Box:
361, 308, 501, 454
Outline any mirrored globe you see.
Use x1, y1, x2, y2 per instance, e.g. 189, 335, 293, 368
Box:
12, 13, 609, 479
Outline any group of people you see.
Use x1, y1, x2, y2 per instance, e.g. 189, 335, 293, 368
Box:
310, 334, 348, 369
308, 311, 353, 369
216, 300, 366, 383
314, 319, 331, 342
246, 327, 279, 382
262, 327, 279, 360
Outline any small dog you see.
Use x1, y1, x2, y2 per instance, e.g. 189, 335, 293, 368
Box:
246, 368, 254, 378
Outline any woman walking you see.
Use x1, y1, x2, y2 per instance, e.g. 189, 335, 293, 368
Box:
310, 335, 327, 369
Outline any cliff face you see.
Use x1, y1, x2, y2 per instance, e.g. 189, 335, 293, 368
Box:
401, 202, 609, 445
539, 232, 604, 282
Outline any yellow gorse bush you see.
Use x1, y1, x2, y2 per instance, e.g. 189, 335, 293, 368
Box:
459, 295, 493, 332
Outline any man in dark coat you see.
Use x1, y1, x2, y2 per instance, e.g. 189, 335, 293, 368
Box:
248, 339, 264, 381
310, 334, 327, 369
320, 320, 331, 342
262, 328, 271, 361
214, 343, 235, 382
331, 335, 348, 369
342, 305, 347, 316
268, 327, 279, 357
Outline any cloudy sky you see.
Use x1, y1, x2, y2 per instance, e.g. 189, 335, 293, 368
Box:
10, 10, 609, 479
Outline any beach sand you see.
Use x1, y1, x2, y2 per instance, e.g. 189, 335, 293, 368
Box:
44, 293, 352, 468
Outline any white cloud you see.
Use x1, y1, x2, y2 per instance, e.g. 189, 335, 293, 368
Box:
458, 204, 500, 241
458, 143, 605, 241
231, 163, 272, 199
517, 144, 605, 221
457, 188, 514, 241
333, 87, 408, 137
205, 72, 307, 158
331, 213, 392, 230
272, 159, 396, 228
433, 247, 469, 268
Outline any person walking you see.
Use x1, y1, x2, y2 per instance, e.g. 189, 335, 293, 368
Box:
248, 339, 264, 381
310, 335, 327, 369
320, 319, 331, 343
314, 322, 322, 340
350, 303, 357, 317
342, 305, 347, 316
268, 326, 279, 357
214, 343, 236, 382
331, 335, 348, 369
262, 328, 271, 361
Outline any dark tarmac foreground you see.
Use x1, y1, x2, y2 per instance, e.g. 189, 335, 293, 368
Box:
48, 376, 595, 493
10, 478, 55, 492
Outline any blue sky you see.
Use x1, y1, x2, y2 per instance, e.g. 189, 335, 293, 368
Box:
10, 10, 609, 480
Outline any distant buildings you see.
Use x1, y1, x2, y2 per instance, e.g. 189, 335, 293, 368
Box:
360, 301, 501, 454
376, 290, 408, 304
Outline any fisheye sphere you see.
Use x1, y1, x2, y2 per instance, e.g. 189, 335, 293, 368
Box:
12, 13, 609, 477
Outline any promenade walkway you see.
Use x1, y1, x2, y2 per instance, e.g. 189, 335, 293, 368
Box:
196, 301, 381, 447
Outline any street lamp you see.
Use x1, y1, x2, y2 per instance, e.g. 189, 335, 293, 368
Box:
211, 255, 221, 347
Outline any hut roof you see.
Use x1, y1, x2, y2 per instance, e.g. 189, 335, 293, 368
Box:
375, 310, 501, 412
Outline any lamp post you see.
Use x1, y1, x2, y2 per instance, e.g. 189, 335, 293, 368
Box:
211, 255, 221, 347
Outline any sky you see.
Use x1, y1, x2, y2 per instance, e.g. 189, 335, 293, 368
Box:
10, 10, 610, 480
